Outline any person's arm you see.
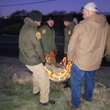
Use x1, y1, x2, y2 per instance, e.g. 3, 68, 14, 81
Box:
105, 24, 110, 57
67, 24, 82, 62
64, 28, 68, 55
32, 33, 45, 63
52, 29, 57, 54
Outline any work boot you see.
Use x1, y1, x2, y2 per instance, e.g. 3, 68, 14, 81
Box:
66, 100, 80, 110
40, 99, 55, 106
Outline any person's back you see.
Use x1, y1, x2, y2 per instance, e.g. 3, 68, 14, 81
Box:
68, 13, 109, 71
67, 2, 109, 110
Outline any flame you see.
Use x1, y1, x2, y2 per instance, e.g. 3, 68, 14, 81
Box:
45, 57, 72, 82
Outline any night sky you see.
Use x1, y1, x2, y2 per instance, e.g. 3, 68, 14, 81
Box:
0, 0, 110, 16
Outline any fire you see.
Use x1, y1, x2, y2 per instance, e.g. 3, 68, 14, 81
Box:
45, 57, 72, 82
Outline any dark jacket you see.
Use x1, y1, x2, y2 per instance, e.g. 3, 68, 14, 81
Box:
39, 25, 56, 53
19, 17, 44, 65
64, 23, 75, 54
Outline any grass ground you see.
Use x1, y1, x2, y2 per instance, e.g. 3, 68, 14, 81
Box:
0, 64, 69, 110
0, 57, 110, 110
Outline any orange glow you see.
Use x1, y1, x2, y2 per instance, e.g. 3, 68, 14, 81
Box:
45, 57, 72, 82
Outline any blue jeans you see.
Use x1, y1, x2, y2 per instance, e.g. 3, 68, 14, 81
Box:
70, 64, 95, 108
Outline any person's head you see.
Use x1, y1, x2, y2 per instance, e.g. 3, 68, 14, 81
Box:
82, 2, 98, 19
63, 14, 73, 27
46, 15, 54, 28
64, 21, 71, 27
29, 10, 42, 26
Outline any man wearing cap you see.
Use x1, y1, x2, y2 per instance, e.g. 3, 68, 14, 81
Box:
19, 11, 55, 105
39, 15, 56, 65
67, 2, 109, 110
61, 14, 75, 88
63, 14, 75, 57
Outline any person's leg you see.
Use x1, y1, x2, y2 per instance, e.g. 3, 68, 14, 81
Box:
63, 78, 70, 88
26, 65, 40, 94
26, 64, 50, 103
70, 64, 84, 108
35, 63, 50, 103
84, 71, 95, 101
32, 73, 40, 94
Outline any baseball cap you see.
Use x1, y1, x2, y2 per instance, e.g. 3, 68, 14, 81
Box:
83, 2, 98, 12
46, 14, 54, 21
29, 10, 42, 21
63, 14, 73, 22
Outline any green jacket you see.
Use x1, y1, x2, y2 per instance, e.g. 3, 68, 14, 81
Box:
19, 18, 44, 65
39, 25, 56, 54
64, 23, 75, 54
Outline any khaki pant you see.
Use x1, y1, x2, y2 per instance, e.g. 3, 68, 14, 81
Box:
26, 63, 50, 103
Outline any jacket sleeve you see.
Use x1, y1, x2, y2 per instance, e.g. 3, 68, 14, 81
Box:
64, 28, 68, 54
67, 24, 82, 61
52, 30, 56, 51
31, 34, 45, 62
105, 24, 110, 56
41, 27, 50, 53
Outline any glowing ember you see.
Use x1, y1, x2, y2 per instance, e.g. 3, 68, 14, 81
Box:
45, 57, 72, 82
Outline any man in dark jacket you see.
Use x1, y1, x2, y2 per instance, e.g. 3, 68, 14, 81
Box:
60, 15, 75, 88
19, 11, 55, 105
63, 14, 75, 56
39, 15, 56, 64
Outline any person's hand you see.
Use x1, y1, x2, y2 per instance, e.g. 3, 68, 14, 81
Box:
42, 61, 46, 66
53, 49, 57, 56
64, 53, 67, 57
45, 52, 56, 64
41, 55, 46, 65
60, 56, 67, 67
68, 59, 73, 64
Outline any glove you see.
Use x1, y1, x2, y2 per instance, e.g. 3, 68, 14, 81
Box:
40, 55, 46, 65
42, 61, 46, 66
45, 52, 56, 64
64, 53, 67, 57
53, 49, 57, 56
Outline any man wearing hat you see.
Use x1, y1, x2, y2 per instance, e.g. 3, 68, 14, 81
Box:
39, 15, 56, 65
63, 14, 75, 57
19, 11, 55, 105
67, 2, 109, 110
60, 14, 75, 88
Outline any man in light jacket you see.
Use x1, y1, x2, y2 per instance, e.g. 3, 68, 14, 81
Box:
67, 2, 109, 110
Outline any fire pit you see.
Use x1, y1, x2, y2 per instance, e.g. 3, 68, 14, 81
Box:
45, 60, 72, 82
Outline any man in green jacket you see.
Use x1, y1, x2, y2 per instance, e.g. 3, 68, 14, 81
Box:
60, 15, 75, 88
39, 15, 56, 64
19, 11, 55, 105
60, 14, 75, 65
63, 14, 75, 56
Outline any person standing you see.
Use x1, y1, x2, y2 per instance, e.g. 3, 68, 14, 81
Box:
19, 11, 55, 105
63, 14, 75, 56
61, 15, 75, 88
39, 15, 56, 65
67, 2, 109, 110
